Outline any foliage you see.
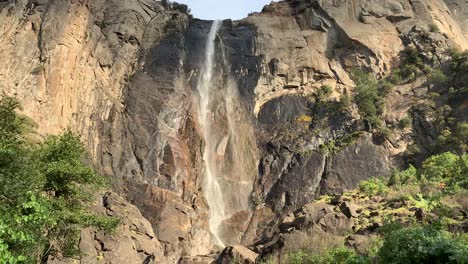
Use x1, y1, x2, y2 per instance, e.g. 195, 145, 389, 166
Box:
429, 24, 440, 33
372, 127, 392, 145
284, 248, 370, 264
351, 70, 384, 129
338, 95, 352, 112
448, 48, 468, 82
388, 165, 417, 186
0, 95, 118, 262
436, 122, 468, 153
398, 117, 412, 129
318, 85, 333, 98
287, 250, 308, 264
309, 247, 370, 264
296, 114, 313, 124
358, 178, 388, 196
377, 224, 468, 264
390, 47, 426, 83
318, 132, 362, 155
408, 193, 441, 211
429, 68, 448, 84
420, 152, 466, 188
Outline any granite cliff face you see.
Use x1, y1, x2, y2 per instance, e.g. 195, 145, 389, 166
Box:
0, 0, 467, 263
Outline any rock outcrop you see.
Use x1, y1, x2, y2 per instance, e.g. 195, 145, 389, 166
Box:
1, 0, 467, 262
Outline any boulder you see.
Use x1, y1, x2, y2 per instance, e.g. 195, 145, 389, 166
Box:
217, 246, 258, 264
340, 202, 359, 218
47, 192, 166, 264
415, 208, 426, 221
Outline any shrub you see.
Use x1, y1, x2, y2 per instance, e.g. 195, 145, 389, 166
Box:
0, 95, 118, 261
429, 68, 448, 84
338, 95, 352, 112
400, 64, 419, 79
358, 178, 389, 196
402, 47, 423, 66
378, 224, 468, 263
388, 71, 403, 84
296, 114, 313, 123
287, 250, 308, 264
352, 70, 384, 129
429, 24, 440, 33
388, 165, 417, 186
373, 127, 392, 145
421, 152, 462, 182
308, 247, 370, 264
398, 117, 412, 129
318, 85, 333, 98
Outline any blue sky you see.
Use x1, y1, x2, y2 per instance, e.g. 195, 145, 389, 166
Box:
176, 0, 272, 20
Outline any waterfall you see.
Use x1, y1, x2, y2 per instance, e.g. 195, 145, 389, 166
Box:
196, 20, 258, 247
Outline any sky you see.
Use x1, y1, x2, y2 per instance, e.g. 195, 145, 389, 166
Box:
175, 0, 272, 20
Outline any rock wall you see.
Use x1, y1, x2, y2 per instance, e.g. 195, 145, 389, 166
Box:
0, 0, 467, 263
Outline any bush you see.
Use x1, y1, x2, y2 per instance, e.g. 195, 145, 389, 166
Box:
304, 247, 370, 264
429, 68, 448, 84
388, 71, 403, 84
398, 117, 412, 129
378, 224, 468, 264
318, 85, 333, 98
373, 127, 392, 145
421, 152, 463, 182
352, 70, 384, 129
285, 248, 370, 264
388, 165, 417, 186
429, 24, 440, 33
358, 178, 389, 196
338, 94, 352, 112
287, 250, 308, 264
296, 114, 313, 123
0, 96, 118, 261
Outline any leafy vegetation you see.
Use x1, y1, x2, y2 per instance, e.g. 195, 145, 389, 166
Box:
280, 223, 467, 264
318, 85, 334, 99
429, 24, 440, 33
358, 178, 389, 196
275, 150, 468, 264
398, 117, 412, 129
378, 223, 467, 264
351, 69, 384, 129
284, 247, 370, 264
318, 132, 362, 155
0, 96, 118, 263
448, 48, 468, 84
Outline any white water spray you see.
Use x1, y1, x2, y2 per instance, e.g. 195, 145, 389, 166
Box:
196, 20, 257, 247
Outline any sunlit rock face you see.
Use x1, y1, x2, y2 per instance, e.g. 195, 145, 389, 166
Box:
1, 0, 467, 262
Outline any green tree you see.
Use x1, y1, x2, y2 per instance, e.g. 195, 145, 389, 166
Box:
0, 95, 118, 262
352, 70, 384, 129
421, 152, 461, 181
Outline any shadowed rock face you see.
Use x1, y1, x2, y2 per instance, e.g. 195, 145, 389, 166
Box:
1, 0, 467, 262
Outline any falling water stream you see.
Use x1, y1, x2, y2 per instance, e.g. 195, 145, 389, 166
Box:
196, 20, 258, 247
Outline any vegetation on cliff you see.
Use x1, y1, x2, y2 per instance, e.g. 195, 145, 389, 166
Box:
259, 151, 468, 264
259, 43, 468, 263
0, 96, 119, 263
